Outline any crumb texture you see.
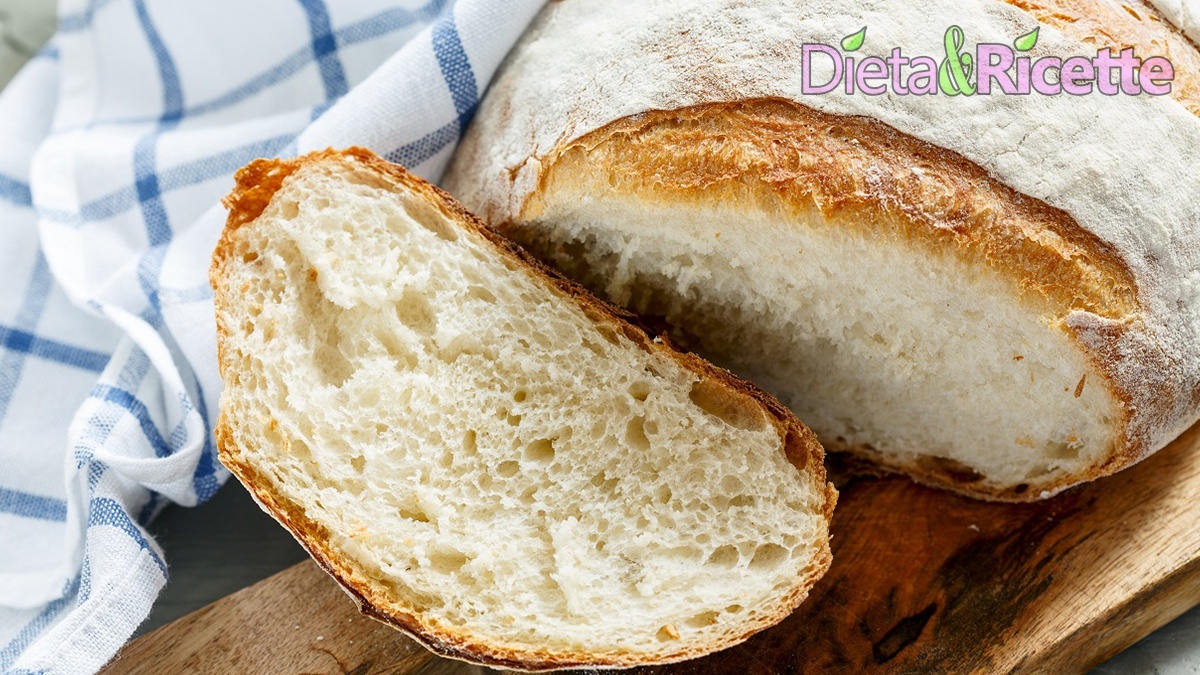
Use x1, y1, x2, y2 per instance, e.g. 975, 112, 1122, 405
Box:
517, 187, 1119, 497
213, 152, 832, 666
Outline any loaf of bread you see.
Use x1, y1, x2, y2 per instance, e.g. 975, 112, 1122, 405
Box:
444, 0, 1200, 500
211, 148, 835, 669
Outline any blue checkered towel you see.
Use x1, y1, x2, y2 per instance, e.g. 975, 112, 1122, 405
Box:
0, 1, 542, 672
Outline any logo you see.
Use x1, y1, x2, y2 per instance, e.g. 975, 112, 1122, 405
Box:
800, 26, 1175, 96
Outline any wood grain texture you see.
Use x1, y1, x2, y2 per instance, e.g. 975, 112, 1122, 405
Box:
101, 553, 441, 675
103, 422, 1200, 674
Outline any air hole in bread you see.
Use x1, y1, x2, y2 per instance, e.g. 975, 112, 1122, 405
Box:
393, 201, 457, 242
524, 439, 555, 463
663, 546, 701, 563
918, 456, 986, 484
497, 460, 520, 478
467, 285, 496, 304
395, 288, 437, 336
439, 333, 488, 365
519, 485, 539, 505
590, 471, 619, 495
582, 339, 607, 358
783, 428, 810, 471
1047, 441, 1081, 460
654, 484, 672, 504
729, 495, 755, 508
706, 545, 739, 568
399, 506, 431, 523
1024, 464, 1055, 480
531, 331, 553, 350
685, 611, 719, 628
749, 543, 789, 570
288, 437, 313, 463
656, 625, 680, 642
626, 416, 651, 451
297, 285, 355, 387
689, 379, 765, 431
430, 549, 468, 574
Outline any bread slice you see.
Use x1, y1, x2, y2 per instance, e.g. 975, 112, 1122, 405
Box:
210, 148, 835, 670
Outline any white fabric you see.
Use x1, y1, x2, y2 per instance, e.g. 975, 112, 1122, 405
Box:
0, 0, 543, 672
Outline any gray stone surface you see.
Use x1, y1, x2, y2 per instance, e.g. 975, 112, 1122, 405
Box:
0, 0, 56, 87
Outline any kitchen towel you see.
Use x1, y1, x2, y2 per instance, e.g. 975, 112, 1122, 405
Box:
0, 0, 543, 672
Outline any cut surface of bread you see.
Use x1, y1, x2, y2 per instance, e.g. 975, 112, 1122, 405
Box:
443, 0, 1200, 500
499, 100, 1127, 501
211, 148, 835, 670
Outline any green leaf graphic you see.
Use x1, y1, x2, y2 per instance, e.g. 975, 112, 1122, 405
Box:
1014, 27, 1039, 51
841, 27, 867, 51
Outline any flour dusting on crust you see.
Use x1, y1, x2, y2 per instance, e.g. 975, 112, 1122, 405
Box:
447, 0, 1200, 480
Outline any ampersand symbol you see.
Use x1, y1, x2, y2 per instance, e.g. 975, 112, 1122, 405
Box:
938, 25, 977, 96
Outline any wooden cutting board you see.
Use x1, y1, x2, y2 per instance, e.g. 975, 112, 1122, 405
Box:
102, 421, 1200, 674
